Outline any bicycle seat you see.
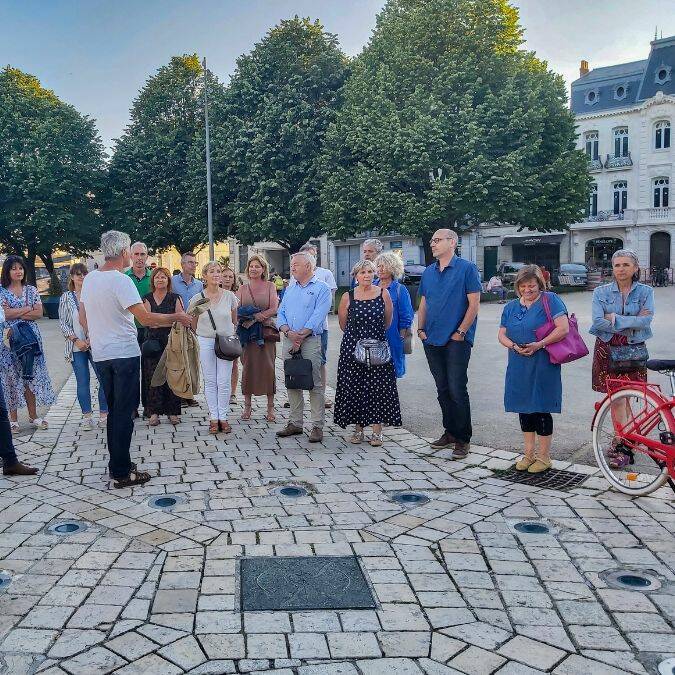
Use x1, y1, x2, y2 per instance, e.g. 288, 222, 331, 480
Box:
647, 359, 675, 373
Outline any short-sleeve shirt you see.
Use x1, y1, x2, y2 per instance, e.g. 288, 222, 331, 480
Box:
172, 274, 204, 310
125, 268, 152, 327
419, 257, 482, 346
188, 290, 237, 338
81, 270, 142, 362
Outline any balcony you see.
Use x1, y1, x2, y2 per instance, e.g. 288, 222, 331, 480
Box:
605, 152, 633, 169
587, 210, 625, 222
648, 207, 673, 220
588, 158, 603, 172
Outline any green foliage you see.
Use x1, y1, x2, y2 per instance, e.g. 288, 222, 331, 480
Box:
209, 17, 350, 253
320, 0, 590, 257
108, 55, 223, 254
0, 66, 106, 282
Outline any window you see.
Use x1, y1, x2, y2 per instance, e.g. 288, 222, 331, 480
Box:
613, 127, 629, 157
655, 120, 671, 149
613, 181, 627, 214
585, 131, 599, 160
653, 177, 670, 208
614, 84, 628, 101
585, 89, 600, 106
588, 184, 598, 217
655, 64, 672, 86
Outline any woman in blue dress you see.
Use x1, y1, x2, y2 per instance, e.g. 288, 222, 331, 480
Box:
498, 265, 569, 474
375, 252, 414, 378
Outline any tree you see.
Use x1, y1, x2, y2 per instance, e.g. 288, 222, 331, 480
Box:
209, 17, 350, 254
320, 0, 590, 262
0, 66, 105, 287
108, 55, 222, 254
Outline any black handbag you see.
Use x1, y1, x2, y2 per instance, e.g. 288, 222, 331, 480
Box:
608, 343, 649, 374
202, 292, 242, 361
141, 338, 163, 357
284, 351, 314, 390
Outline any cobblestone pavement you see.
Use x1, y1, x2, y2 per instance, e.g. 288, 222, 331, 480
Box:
1, 372, 673, 675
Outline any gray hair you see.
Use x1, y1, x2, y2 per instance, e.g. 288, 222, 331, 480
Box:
363, 238, 384, 253
611, 249, 640, 267
351, 259, 377, 277
291, 251, 316, 270
437, 228, 459, 244
300, 243, 318, 256
100, 230, 131, 260
130, 241, 148, 254
375, 252, 404, 280
181, 251, 196, 262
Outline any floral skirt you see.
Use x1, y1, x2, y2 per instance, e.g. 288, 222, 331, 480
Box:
591, 335, 647, 393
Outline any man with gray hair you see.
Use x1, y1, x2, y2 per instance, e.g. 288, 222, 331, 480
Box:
276, 252, 332, 442
351, 238, 384, 288
80, 231, 192, 488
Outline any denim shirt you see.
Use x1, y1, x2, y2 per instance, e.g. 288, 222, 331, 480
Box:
589, 281, 654, 344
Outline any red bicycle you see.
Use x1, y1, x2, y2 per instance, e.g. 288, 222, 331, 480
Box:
592, 359, 675, 496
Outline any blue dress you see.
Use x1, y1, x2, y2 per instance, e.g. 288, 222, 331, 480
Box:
377, 280, 414, 378
500, 293, 567, 414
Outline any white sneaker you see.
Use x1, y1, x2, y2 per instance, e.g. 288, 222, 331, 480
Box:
82, 416, 96, 430
98, 415, 108, 428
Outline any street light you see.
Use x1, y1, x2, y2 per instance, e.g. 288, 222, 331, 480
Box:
203, 57, 214, 261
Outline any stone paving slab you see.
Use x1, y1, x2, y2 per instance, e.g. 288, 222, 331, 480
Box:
0, 372, 672, 674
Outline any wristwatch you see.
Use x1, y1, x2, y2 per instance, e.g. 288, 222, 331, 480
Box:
455, 329, 467, 338
416, 328, 425, 335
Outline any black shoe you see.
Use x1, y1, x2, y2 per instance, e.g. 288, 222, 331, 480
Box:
452, 442, 470, 459
430, 432, 456, 449
283, 402, 290, 409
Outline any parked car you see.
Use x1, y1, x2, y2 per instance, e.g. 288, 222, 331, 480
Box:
554, 263, 588, 287
402, 264, 426, 285
496, 262, 527, 287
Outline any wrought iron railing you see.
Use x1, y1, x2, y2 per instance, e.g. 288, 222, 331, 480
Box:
605, 152, 633, 169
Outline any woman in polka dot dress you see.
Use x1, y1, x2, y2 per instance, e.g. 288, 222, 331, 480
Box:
334, 260, 402, 446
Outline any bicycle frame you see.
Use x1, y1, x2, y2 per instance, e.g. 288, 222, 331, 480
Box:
592, 378, 675, 478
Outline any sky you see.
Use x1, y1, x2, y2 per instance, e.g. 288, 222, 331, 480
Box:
1, 0, 675, 151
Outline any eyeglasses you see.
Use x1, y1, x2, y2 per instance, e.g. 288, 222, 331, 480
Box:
430, 237, 451, 245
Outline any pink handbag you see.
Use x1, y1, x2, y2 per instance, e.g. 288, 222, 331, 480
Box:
535, 292, 589, 365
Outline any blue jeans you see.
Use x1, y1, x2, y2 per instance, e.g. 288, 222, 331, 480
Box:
72, 351, 107, 415
423, 340, 473, 443
97, 357, 140, 479
0, 378, 18, 468
320, 330, 329, 366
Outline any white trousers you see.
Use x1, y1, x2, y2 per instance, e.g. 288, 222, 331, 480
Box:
198, 336, 233, 421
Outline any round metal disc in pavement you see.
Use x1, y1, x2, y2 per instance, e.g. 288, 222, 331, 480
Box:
148, 495, 184, 510
391, 492, 430, 506
48, 521, 87, 536
601, 568, 661, 592
514, 521, 550, 535
276, 486, 308, 498
658, 658, 675, 675
0, 572, 11, 590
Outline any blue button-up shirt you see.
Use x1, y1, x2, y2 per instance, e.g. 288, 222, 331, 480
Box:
589, 281, 654, 344
419, 256, 482, 346
276, 276, 331, 335
172, 274, 204, 310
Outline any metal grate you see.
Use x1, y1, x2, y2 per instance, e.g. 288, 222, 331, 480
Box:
240, 556, 376, 611
494, 468, 589, 490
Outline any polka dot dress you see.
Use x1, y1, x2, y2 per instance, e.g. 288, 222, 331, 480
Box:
334, 290, 402, 429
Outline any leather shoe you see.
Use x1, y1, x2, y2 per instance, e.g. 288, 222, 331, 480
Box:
430, 432, 456, 449
276, 423, 303, 437
3, 462, 38, 476
452, 442, 470, 459
308, 427, 323, 443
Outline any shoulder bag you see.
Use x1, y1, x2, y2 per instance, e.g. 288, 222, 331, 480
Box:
607, 299, 648, 373
284, 351, 314, 390
202, 292, 242, 361
534, 292, 589, 365
349, 290, 392, 367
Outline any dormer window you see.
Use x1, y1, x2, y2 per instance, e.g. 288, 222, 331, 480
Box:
585, 131, 599, 160
585, 89, 600, 105
614, 84, 628, 101
655, 120, 671, 150
655, 64, 672, 85
613, 127, 629, 157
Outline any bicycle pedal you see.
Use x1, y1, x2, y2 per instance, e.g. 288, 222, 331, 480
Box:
660, 431, 675, 445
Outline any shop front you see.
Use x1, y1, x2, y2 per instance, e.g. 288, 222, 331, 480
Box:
584, 237, 624, 272
500, 233, 565, 272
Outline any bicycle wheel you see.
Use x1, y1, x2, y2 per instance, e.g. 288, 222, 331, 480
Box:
592, 388, 672, 496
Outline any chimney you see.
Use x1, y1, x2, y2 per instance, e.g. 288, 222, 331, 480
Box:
579, 60, 590, 77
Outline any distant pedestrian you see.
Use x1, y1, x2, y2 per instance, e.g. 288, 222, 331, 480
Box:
187, 262, 239, 434
276, 252, 332, 442
142, 268, 183, 427
80, 231, 192, 488
486, 274, 507, 303
0, 302, 37, 475
172, 252, 204, 311
375, 252, 414, 378
351, 238, 384, 288
498, 265, 570, 473
0, 255, 55, 432
335, 260, 401, 446
541, 266, 551, 290
417, 229, 481, 458
236, 255, 278, 422
221, 266, 240, 404
59, 263, 108, 430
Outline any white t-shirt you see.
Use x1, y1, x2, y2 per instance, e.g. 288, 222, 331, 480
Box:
81, 270, 142, 362
188, 290, 237, 338
289, 266, 337, 330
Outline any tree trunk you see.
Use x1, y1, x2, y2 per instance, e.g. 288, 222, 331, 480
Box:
38, 252, 62, 296
421, 231, 434, 265
25, 248, 37, 287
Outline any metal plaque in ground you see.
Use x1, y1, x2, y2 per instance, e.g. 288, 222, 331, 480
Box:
240, 556, 377, 611
494, 467, 589, 490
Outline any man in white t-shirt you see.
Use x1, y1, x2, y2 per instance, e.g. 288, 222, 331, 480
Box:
80, 231, 192, 488
285, 243, 338, 408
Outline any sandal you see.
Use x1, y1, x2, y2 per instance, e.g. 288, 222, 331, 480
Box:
369, 432, 384, 447
169, 415, 180, 425
209, 420, 220, 434
148, 415, 160, 427
230, 394, 237, 405
30, 418, 48, 430
10, 421, 19, 433
349, 428, 364, 444
219, 420, 232, 433
109, 462, 136, 479
266, 407, 276, 423
241, 407, 252, 421
113, 469, 152, 489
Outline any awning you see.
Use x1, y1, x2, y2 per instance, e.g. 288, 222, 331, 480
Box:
500, 233, 565, 247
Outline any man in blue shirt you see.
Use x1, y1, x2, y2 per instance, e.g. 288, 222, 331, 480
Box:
417, 229, 482, 457
276, 252, 332, 443
172, 252, 204, 310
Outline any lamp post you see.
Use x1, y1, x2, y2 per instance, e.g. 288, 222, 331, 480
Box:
203, 57, 214, 260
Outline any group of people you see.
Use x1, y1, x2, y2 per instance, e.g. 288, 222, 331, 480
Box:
0, 224, 657, 487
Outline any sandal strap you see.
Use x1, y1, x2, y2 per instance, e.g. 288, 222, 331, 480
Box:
113, 470, 151, 488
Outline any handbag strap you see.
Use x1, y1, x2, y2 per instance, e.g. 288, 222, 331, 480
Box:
540, 291, 553, 323
201, 292, 218, 332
